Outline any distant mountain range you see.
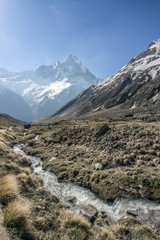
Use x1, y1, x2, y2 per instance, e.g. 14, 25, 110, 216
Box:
0, 55, 99, 120
42, 39, 160, 123
1, 40, 160, 123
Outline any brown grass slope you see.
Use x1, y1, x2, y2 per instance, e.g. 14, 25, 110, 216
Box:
0, 113, 160, 239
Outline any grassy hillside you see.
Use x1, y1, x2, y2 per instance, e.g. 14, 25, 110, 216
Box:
23, 120, 160, 203
0, 114, 159, 239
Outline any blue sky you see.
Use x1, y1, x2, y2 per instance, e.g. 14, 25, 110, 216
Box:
0, 0, 160, 78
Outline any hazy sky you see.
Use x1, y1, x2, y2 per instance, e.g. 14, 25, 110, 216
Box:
0, 0, 160, 78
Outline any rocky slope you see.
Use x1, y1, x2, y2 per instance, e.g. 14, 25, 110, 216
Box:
44, 39, 160, 122
0, 55, 98, 120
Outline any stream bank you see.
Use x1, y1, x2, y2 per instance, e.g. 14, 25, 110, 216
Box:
14, 144, 160, 231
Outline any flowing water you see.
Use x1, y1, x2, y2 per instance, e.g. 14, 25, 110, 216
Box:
14, 144, 160, 229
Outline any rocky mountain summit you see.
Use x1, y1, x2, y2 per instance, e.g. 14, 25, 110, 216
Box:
45, 39, 160, 122
0, 55, 98, 120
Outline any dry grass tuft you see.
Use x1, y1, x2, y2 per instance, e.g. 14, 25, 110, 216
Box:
0, 174, 19, 205
3, 197, 32, 228
101, 228, 115, 240
61, 209, 91, 230
22, 167, 32, 175
17, 172, 28, 180
101, 221, 156, 240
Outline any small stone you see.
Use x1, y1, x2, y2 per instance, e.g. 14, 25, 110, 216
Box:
49, 157, 56, 162
96, 124, 110, 137
44, 138, 53, 144
34, 162, 40, 167
59, 202, 70, 209
94, 163, 103, 170
67, 197, 77, 205
127, 210, 138, 217
80, 204, 98, 223
24, 123, 31, 129
101, 211, 108, 219
36, 205, 42, 210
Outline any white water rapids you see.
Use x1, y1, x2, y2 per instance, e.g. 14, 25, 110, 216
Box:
14, 144, 160, 229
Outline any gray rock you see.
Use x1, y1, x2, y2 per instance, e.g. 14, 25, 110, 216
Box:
49, 157, 56, 162
67, 197, 77, 205
44, 138, 53, 144
80, 204, 98, 223
34, 162, 40, 167
94, 163, 103, 170
127, 210, 138, 217
100, 211, 109, 219
95, 124, 110, 137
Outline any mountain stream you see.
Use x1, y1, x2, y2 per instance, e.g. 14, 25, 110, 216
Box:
14, 144, 160, 230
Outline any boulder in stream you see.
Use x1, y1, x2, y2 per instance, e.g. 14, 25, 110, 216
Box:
149, 210, 160, 230
34, 162, 40, 167
67, 197, 77, 205
127, 210, 138, 217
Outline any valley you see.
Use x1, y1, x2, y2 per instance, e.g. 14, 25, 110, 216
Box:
0, 0, 160, 239
0, 39, 160, 240
0, 114, 160, 239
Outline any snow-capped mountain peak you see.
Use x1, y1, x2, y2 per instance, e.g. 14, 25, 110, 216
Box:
63, 55, 87, 74
45, 39, 160, 122
35, 55, 88, 79
132, 39, 160, 72
97, 39, 160, 89
0, 55, 98, 119
148, 39, 160, 50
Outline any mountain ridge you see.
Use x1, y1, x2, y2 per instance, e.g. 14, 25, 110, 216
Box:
41, 39, 160, 123
0, 55, 99, 120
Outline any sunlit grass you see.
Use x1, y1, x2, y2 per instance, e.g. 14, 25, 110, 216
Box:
3, 197, 32, 228
61, 209, 91, 230
0, 174, 19, 205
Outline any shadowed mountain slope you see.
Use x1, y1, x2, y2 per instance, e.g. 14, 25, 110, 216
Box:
0, 87, 33, 121
41, 39, 160, 123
